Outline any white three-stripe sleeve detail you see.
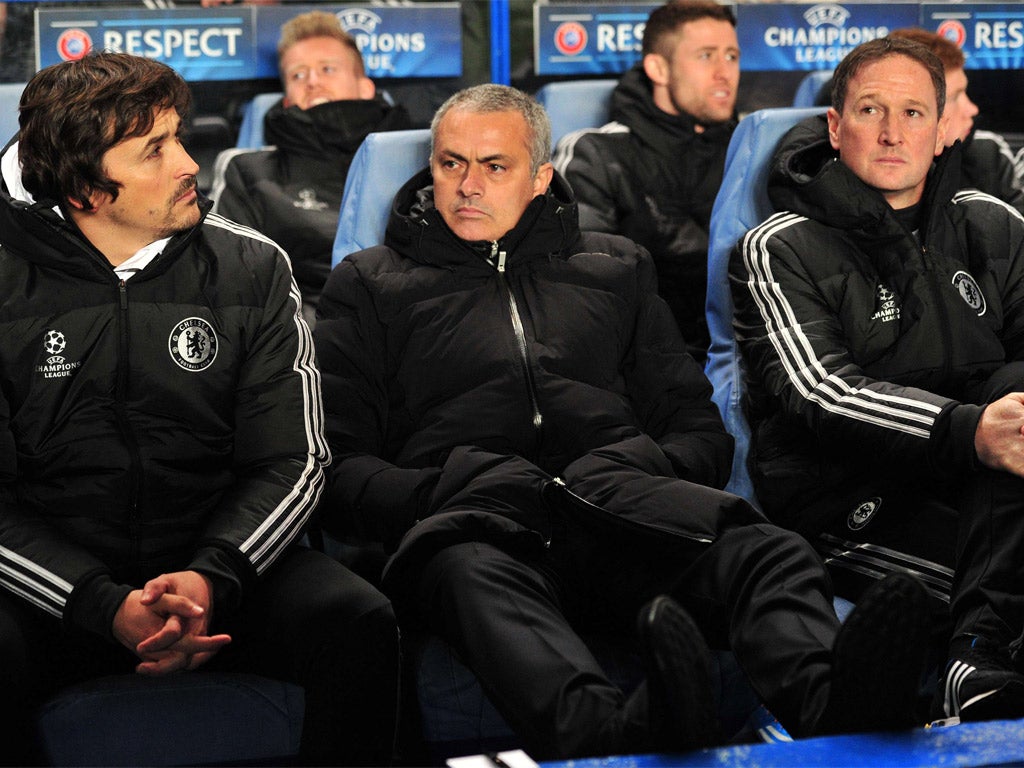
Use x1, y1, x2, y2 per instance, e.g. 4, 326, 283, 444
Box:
739, 214, 941, 438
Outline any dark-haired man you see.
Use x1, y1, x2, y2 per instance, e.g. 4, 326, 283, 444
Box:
0, 51, 398, 764
732, 36, 1024, 726
553, 0, 739, 363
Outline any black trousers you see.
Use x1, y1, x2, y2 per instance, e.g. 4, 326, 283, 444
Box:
412, 520, 840, 759
0, 546, 399, 766
950, 362, 1024, 649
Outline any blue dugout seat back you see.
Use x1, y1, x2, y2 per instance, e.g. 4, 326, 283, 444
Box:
534, 78, 617, 146
0, 82, 26, 146
236, 92, 283, 148
705, 107, 826, 505
332, 128, 431, 266
792, 70, 832, 107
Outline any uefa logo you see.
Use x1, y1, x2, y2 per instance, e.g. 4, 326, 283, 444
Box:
56, 29, 93, 61
937, 19, 967, 48
554, 22, 587, 56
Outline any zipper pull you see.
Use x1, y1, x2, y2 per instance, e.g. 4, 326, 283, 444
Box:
497, 251, 507, 273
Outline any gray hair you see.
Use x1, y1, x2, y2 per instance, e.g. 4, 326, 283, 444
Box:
430, 84, 551, 175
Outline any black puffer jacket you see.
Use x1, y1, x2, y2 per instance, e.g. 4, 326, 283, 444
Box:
552, 65, 736, 362
0, 150, 329, 641
729, 114, 1024, 535
213, 96, 411, 312
316, 168, 760, 583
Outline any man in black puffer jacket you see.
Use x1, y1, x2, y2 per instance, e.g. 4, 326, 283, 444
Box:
0, 52, 399, 765
212, 11, 411, 324
731, 36, 1024, 726
315, 83, 932, 760
552, 0, 739, 364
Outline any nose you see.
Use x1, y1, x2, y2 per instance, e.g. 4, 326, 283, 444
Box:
965, 94, 979, 118
879, 113, 902, 145
175, 141, 200, 178
457, 165, 483, 197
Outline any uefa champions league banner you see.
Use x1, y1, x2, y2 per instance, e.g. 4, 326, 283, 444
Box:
255, 4, 461, 80
35, 3, 461, 82
537, 2, 1024, 75
922, 4, 1024, 71
735, 3, 919, 72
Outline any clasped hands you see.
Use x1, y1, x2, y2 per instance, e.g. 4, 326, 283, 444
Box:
112, 570, 232, 676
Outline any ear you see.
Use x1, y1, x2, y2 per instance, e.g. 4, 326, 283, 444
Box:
826, 107, 841, 151
533, 162, 554, 196
935, 113, 949, 156
358, 77, 376, 100
642, 53, 669, 87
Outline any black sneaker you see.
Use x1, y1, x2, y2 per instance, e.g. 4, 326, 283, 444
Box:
816, 572, 930, 735
634, 595, 720, 752
935, 635, 1024, 722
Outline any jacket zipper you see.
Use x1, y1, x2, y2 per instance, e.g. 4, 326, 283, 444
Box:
115, 280, 143, 560
493, 244, 544, 441
548, 477, 713, 545
918, 240, 954, 383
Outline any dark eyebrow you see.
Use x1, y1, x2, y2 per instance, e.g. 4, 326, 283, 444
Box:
438, 149, 513, 165
144, 131, 170, 151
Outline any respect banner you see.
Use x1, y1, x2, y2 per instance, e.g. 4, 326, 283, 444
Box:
36, 3, 461, 81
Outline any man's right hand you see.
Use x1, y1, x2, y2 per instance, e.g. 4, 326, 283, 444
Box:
975, 392, 1024, 477
112, 586, 231, 675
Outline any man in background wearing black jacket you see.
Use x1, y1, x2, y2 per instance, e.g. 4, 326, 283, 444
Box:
553, 0, 739, 363
0, 52, 398, 765
212, 10, 411, 325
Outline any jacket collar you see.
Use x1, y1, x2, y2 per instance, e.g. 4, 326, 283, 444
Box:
383, 167, 581, 269
264, 96, 411, 158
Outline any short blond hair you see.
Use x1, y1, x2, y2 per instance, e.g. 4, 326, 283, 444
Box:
277, 11, 364, 75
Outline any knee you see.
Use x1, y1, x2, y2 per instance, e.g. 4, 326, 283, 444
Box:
722, 523, 821, 568
419, 541, 503, 598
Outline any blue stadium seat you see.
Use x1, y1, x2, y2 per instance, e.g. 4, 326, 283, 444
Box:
0, 82, 26, 146
704, 106, 827, 505
35, 672, 304, 766
235, 92, 283, 148
332, 128, 431, 266
534, 78, 617, 145
792, 70, 832, 107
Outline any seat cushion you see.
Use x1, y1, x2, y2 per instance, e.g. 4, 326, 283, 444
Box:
35, 672, 304, 766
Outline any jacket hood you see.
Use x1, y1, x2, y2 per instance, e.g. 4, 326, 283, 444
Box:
610, 64, 737, 151
264, 96, 411, 158
0, 141, 211, 279
382, 166, 582, 268
768, 113, 963, 234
